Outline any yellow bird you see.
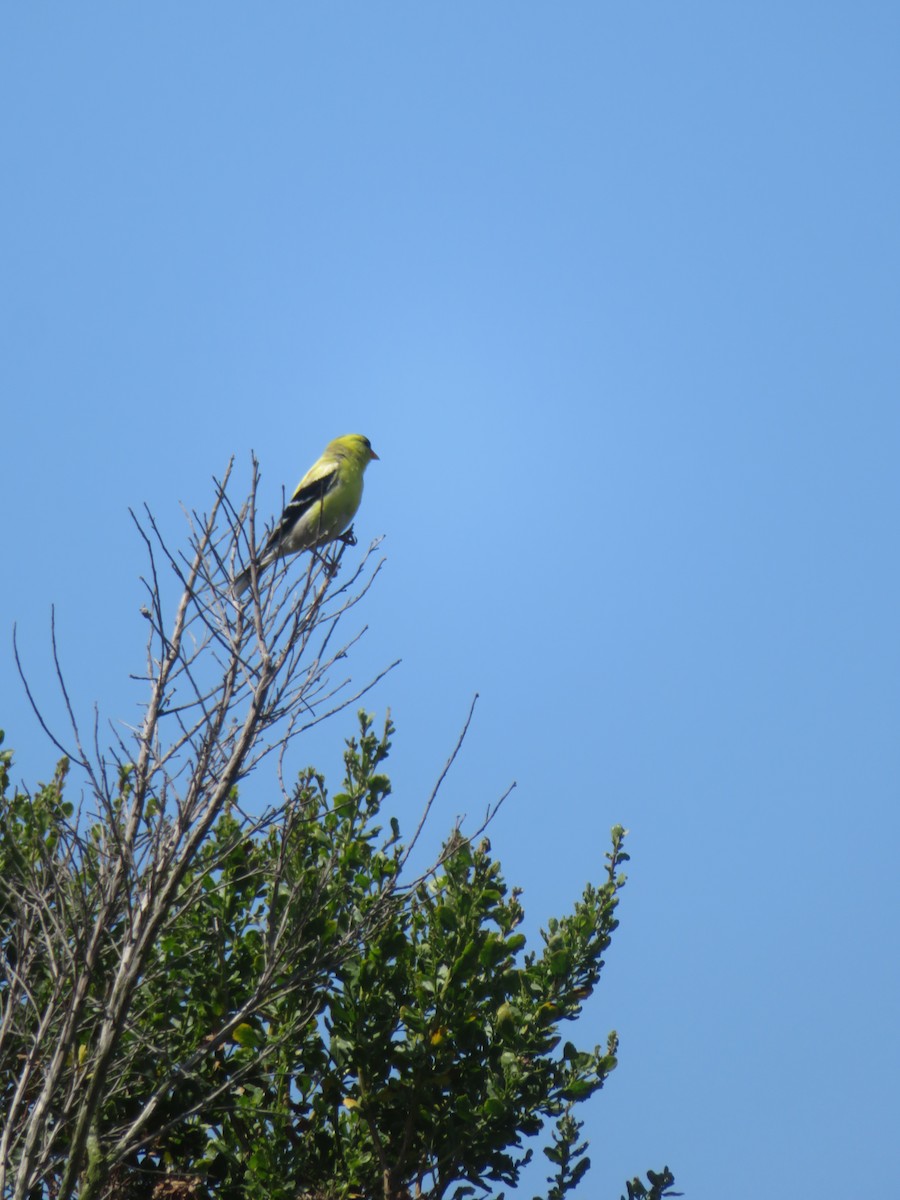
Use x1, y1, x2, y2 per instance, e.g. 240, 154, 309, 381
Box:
234, 434, 378, 596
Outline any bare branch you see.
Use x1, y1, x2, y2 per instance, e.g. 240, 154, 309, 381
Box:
0, 458, 503, 1200
401, 693, 480, 870
0, 461, 397, 1200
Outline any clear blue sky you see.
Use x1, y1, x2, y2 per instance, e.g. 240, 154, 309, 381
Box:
2, 5, 899, 1197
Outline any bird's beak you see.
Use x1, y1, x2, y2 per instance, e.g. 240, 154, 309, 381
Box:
370, 449, 380, 460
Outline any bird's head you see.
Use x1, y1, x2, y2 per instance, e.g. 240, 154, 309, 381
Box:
331, 434, 380, 465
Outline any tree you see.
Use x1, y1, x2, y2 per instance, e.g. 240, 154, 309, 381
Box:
0, 463, 677, 1200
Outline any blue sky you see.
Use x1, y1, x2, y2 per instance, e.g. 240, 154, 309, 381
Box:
2, 4, 899, 1197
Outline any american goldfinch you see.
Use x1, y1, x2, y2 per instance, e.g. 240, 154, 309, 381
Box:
234, 434, 379, 597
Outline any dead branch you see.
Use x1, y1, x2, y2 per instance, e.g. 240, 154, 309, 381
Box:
0, 460, 393, 1200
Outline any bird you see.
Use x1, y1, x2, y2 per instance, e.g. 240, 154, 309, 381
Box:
233, 433, 379, 597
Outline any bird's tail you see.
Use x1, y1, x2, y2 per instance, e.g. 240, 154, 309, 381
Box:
232, 564, 253, 599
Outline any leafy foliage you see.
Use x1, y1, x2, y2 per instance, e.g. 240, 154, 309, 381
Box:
0, 718, 675, 1200
619, 1168, 681, 1200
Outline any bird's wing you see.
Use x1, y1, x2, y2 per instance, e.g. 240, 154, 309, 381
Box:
260, 457, 341, 556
